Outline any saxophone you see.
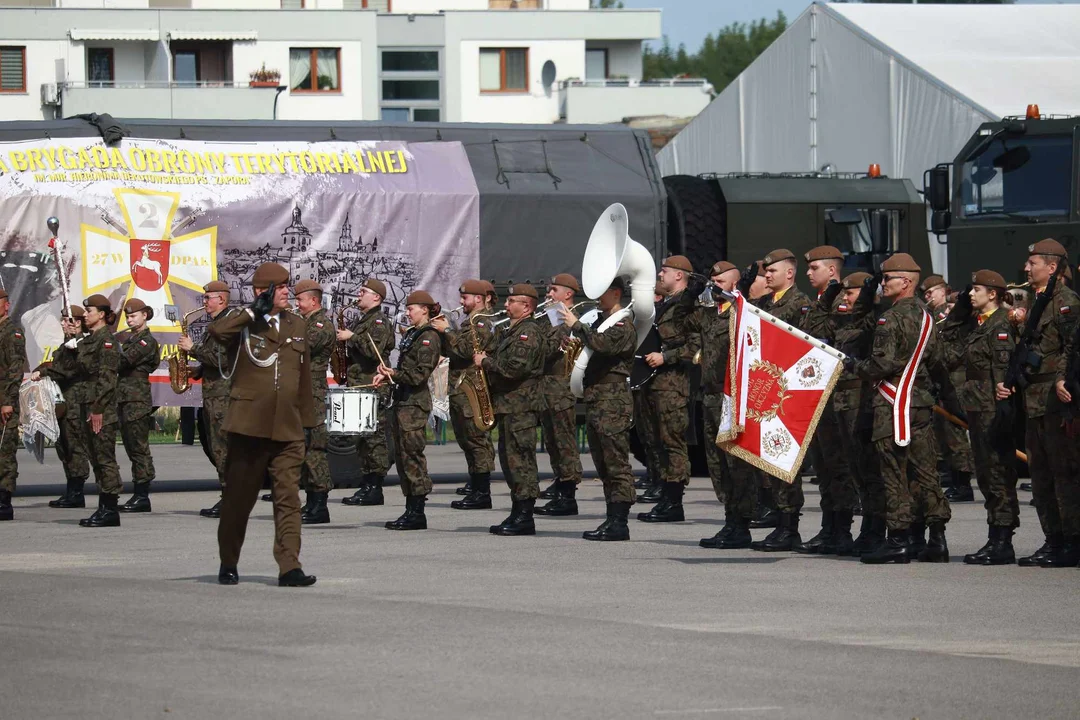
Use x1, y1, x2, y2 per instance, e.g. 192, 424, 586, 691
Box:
169, 308, 206, 393
331, 307, 349, 385
460, 312, 496, 431
560, 301, 597, 376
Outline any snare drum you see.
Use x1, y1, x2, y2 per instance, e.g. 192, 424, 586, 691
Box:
326, 388, 380, 436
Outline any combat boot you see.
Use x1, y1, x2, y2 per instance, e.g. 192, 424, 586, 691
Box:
637, 483, 685, 523
749, 486, 778, 528
490, 499, 520, 534
302, 492, 331, 525
534, 480, 578, 516
1018, 534, 1063, 567
0, 490, 12, 521
909, 522, 927, 556
119, 482, 152, 513
963, 526, 1016, 566
917, 521, 950, 563
49, 477, 86, 509
455, 476, 475, 496
794, 511, 835, 554
633, 476, 650, 490
358, 477, 384, 506
539, 478, 561, 500
639, 477, 664, 504
944, 472, 975, 502
700, 510, 735, 548
452, 473, 492, 510
492, 498, 536, 536
822, 510, 855, 555
261, 493, 273, 502
860, 527, 912, 564
751, 512, 801, 552
385, 495, 427, 531
79, 493, 121, 528
847, 515, 887, 557
341, 474, 375, 505
584, 502, 630, 541
199, 498, 222, 518
1037, 535, 1080, 568
716, 517, 753, 549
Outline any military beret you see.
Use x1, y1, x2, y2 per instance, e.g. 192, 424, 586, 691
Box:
363, 278, 387, 299
841, 272, 872, 289
662, 255, 694, 273
405, 290, 436, 306
459, 279, 487, 296
252, 262, 289, 288
0, 287, 7, 300
83, 293, 111, 310
756, 260, 766, 277
508, 283, 538, 300
1028, 238, 1068, 257
67, 305, 85, 318
479, 280, 496, 296
763, 249, 796, 267
919, 274, 947, 293
710, 261, 737, 276
550, 273, 580, 293
971, 269, 1007, 289
204, 280, 230, 294
123, 298, 154, 321
294, 279, 322, 296
804, 245, 844, 263
880, 253, 921, 273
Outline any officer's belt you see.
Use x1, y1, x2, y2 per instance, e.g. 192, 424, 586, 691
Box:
1028, 372, 1058, 384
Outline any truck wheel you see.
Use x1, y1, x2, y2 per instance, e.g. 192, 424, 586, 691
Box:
663, 174, 725, 272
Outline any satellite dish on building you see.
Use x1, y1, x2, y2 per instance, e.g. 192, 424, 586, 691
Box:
541, 60, 557, 90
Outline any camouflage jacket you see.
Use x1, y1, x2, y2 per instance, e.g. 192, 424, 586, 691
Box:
75, 326, 121, 424
392, 324, 442, 412
540, 321, 575, 412
941, 308, 1016, 413
189, 307, 240, 399
831, 302, 878, 413
573, 309, 636, 389
800, 288, 843, 343
0, 316, 26, 414
481, 316, 544, 414
346, 306, 394, 387
685, 300, 732, 396
43, 336, 87, 404
304, 308, 336, 403
442, 309, 496, 405
117, 328, 161, 407
758, 285, 812, 329
650, 290, 699, 395
1023, 281, 1079, 418
854, 296, 941, 412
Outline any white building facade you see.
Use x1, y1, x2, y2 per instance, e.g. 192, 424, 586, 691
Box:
0, 0, 712, 124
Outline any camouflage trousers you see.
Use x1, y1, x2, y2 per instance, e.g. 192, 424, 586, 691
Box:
541, 403, 583, 484
836, 407, 886, 519
300, 423, 333, 493
496, 411, 539, 501
703, 394, 756, 520
643, 388, 689, 486
56, 405, 90, 481
935, 411, 974, 473
76, 406, 122, 496
874, 410, 951, 531
809, 404, 858, 512
967, 410, 1019, 528
0, 410, 20, 493
356, 404, 391, 478
1026, 411, 1080, 537
449, 397, 495, 476
200, 395, 231, 488
392, 405, 432, 497
585, 382, 635, 505
118, 402, 156, 485
633, 389, 661, 482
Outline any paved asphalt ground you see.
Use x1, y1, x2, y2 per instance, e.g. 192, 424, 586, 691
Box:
2, 444, 1078, 719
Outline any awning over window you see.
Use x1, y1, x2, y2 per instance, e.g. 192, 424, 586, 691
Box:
166, 30, 259, 42
69, 29, 161, 42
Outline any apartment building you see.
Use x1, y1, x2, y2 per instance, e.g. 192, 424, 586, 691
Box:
0, 0, 713, 124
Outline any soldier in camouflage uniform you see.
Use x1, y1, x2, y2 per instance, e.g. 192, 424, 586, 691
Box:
338, 278, 395, 507
637, 256, 700, 523
178, 280, 237, 518
997, 239, 1080, 567
293, 279, 337, 525
45, 306, 91, 509
940, 270, 1020, 565
535, 274, 584, 516
632, 281, 666, 494
748, 249, 812, 551
0, 287, 26, 521
559, 277, 637, 541
116, 299, 161, 513
433, 279, 497, 509
921, 274, 976, 501
477, 283, 545, 536
854, 253, 952, 564
378, 291, 442, 531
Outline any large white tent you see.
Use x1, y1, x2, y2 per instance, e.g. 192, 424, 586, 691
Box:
656, 2, 1080, 273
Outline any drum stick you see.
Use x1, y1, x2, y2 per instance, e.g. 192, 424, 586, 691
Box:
365, 332, 396, 385
932, 405, 1027, 463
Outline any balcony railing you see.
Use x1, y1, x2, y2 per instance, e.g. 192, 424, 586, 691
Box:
558, 77, 714, 125
57, 81, 282, 120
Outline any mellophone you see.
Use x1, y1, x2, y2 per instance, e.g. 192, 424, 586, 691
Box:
326, 388, 380, 436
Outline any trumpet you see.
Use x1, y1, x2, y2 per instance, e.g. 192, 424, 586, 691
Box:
433, 304, 465, 330
531, 298, 557, 318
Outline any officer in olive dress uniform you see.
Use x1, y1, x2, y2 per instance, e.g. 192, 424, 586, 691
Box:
212, 262, 317, 587
376, 290, 442, 531
116, 299, 161, 513
337, 278, 395, 507
0, 287, 26, 521
45, 306, 92, 509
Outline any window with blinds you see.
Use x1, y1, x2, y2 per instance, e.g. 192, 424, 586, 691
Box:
0, 46, 26, 93
479, 48, 527, 93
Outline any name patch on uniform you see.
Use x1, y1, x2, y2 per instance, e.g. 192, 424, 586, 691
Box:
519, 334, 529, 340
877, 318, 887, 325
997, 332, 1009, 341
139, 339, 148, 346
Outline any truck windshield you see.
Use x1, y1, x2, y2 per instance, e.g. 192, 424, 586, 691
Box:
823, 208, 898, 272
960, 134, 1072, 219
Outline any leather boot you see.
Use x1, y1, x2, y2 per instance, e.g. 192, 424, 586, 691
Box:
918, 521, 950, 563
539, 478, 561, 500
860, 527, 912, 564
0, 490, 12, 521
751, 511, 801, 552
794, 511, 835, 554
452, 473, 492, 510
261, 493, 273, 502
1018, 534, 1063, 567
455, 476, 475, 496
301, 491, 331, 525
700, 510, 735, 548
844, 514, 874, 556
385, 495, 427, 531
490, 499, 519, 534
909, 522, 927, 556
199, 498, 222, 518
822, 510, 855, 555
119, 482, 152, 513
848, 515, 887, 557
341, 474, 372, 505
79, 493, 121, 528
584, 502, 630, 541
49, 477, 86, 508
633, 476, 650, 490
639, 477, 664, 504
1037, 535, 1080, 568
637, 483, 685, 523
535, 481, 578, 516
964, 526, 1016, 566
716, 517, 753, 549
749, 486, 779, 528
492, 498, 536, 536
944, 472, 975, 503
358, 477, 384, 506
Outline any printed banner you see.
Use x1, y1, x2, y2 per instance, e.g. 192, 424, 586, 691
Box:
0, 137, 480, 405
717, 294, 845, 483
